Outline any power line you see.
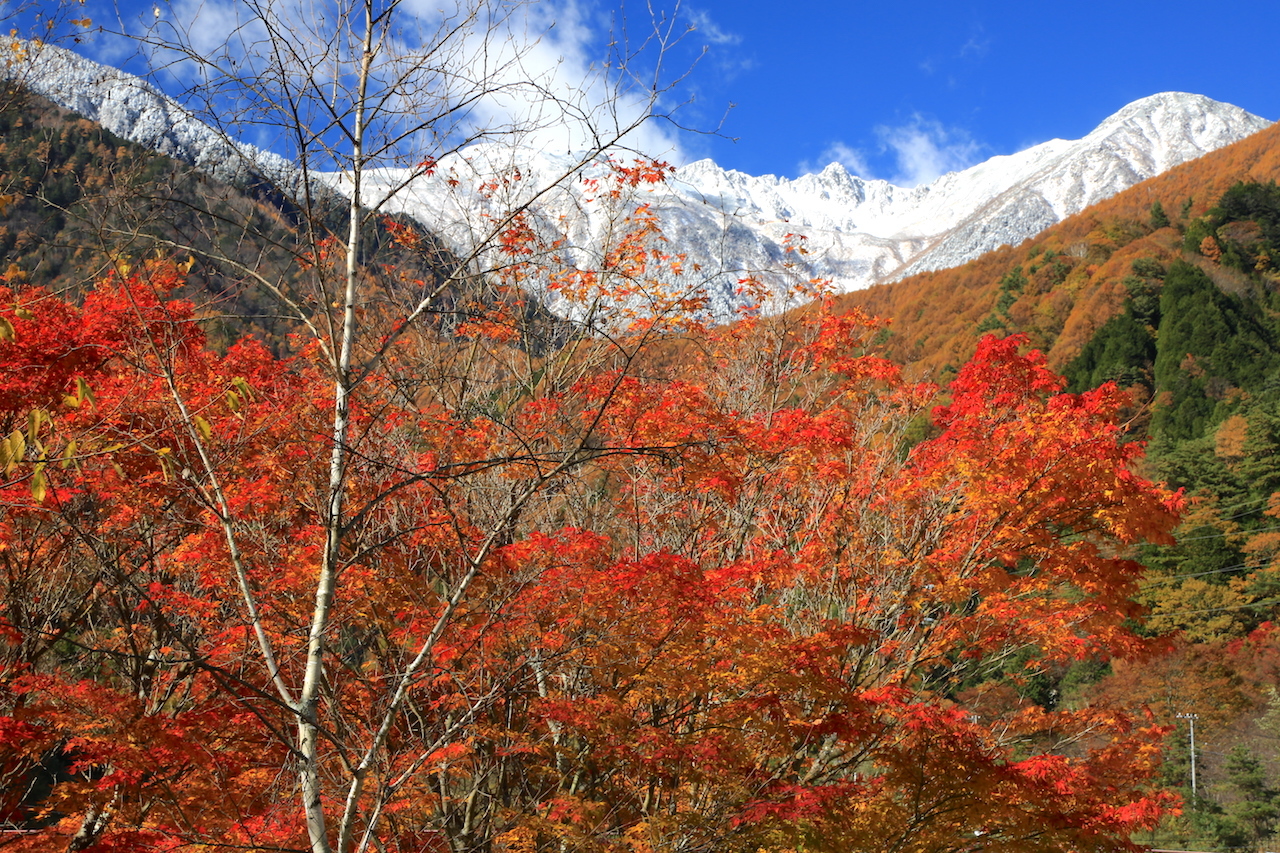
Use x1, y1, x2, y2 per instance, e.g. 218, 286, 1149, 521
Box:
1198, 492, 1278, 520
1175, 521, 1280, 543
1148, 597, 1280, 618
1142, 561, 1275, 585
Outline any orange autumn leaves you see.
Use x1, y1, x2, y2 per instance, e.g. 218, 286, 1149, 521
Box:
0, 247, 1181, 850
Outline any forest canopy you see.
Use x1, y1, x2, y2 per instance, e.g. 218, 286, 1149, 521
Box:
7, 4, 1275, 850
0, 252, 1182, 851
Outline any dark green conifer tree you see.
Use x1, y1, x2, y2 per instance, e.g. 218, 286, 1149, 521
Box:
1150, 199, 1170, 229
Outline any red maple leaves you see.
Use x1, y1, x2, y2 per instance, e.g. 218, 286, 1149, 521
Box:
0, 241, 1181, 849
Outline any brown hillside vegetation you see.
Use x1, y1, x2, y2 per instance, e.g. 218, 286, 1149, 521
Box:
837, 121, 1280, 375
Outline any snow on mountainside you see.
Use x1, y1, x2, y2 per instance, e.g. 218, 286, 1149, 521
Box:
621, 92, 1270, 285
893, 93, 1274, 278
5, 41, 1272, 317
342, 92, 1270, 314
0, 40, 303, 195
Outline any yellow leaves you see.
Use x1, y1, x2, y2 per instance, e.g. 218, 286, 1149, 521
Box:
155, 446, 175, 482
0, 314, 14, 342
192, 414, 213, 442
0, 429, 25, 476
30, 462, 46, 502
59, 439, 77, 469
28, 407, 48, 443
108, 252, 132, 276
225, 377, 253, 414
1215, 413, 1249, 461
494, 825, 538, 853
63, 376, 96, 410
1141, 577, 1254, 643
0, 409, 76, 500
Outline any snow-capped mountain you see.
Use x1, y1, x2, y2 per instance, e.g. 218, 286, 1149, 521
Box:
6, 40, 1272, 317
339, 92, 1270, 314
0, 40, 302, 196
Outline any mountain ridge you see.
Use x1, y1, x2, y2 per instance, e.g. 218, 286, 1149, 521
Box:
343, 91, 1268, 314
4, 40, 1272, 317
0, 39, 303, 195
835, 118, 1280, 377
895, 93, 1272, 278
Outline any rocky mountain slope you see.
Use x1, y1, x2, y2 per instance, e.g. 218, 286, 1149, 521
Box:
5, 40, 1271, 316
335, 93, 1271, 314
1, 40, 302, 195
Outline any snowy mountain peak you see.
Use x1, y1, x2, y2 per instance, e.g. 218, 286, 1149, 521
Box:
3, 41, 1273, 317
1095, 91, 1238, 127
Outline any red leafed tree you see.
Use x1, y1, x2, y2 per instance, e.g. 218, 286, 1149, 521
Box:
0, 2, 1182, 848
0, 221, 1183, 853
478, 322, 1183, 853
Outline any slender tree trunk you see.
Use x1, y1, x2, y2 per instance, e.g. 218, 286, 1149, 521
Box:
298, 4, 377, 850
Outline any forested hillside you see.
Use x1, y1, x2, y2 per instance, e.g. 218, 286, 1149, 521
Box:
840, 121, 1280, 378
0, 83, 302, 339
1069, 181, 1280, 851
0, 84, 501, 351
841, 120, 1280, 849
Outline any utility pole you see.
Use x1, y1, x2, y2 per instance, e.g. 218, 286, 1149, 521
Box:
1176, 712, 1200, 798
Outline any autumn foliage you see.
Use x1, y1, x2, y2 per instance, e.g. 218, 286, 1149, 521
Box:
0, 167, 1184, 852
841, 121, 1280, 376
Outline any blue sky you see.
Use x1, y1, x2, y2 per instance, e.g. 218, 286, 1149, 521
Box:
666, 0, 1279, 183
70, 0, 1279, 186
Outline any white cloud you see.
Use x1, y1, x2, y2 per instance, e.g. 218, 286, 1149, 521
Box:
875, 115, 983, 187
958, 36, 989, 58
166, 0, 260, 67
957, 26, 990, 59
685, 7, 740, 46
796, 120, 984, 186
798, 141, 872, 178
98, 0, 688, 166
431, 0, 688, 160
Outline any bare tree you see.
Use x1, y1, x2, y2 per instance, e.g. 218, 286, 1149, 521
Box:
71, 3, 702, 851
